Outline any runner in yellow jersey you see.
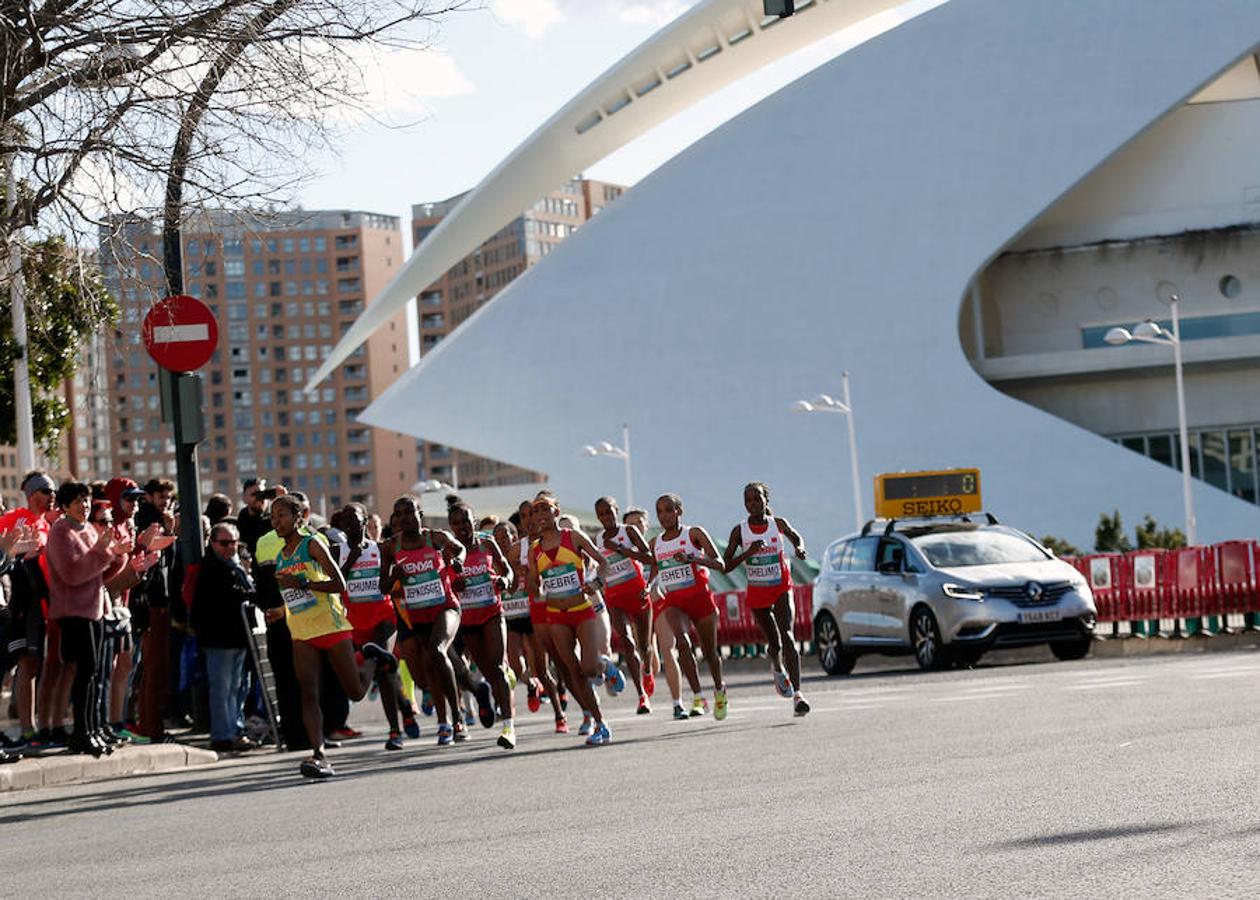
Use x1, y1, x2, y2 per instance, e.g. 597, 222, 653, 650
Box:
265, 495, 393, 778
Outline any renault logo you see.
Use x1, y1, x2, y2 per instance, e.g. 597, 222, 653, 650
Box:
1025, 581, 1045, 602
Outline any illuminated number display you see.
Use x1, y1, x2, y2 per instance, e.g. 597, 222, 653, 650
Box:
874, 468, 983, 519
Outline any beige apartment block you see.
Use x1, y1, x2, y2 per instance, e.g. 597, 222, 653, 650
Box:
98, 209, 415, 516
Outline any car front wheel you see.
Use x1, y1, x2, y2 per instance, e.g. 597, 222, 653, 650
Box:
1050, 637, 1092, 661
911, 607, 949, 671
815, 612, 856, 676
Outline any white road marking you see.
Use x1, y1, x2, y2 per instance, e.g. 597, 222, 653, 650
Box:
1064, 679, 1146, 691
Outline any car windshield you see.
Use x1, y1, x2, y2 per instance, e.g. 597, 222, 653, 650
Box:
911, 529, 1049, 568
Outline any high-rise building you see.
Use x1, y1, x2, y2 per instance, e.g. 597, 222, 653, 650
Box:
98, 209, 415, 514
410, 177, 624, 488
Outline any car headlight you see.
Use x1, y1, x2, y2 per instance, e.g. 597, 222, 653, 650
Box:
942, 583, 984, 601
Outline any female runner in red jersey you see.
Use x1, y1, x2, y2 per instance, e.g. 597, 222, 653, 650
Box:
721, 482, 810, 716
379, 495, 467, 746
527, 496, 620, 746
594, 496, 654, 714
447, 500, 518, 749
649, 493, 729, 721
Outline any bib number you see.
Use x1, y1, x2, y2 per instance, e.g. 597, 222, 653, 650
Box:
502, 592, 531, 619
746, 552, 783, 586
541, 564, 583, 600
658, 557, 696, 593
604, 552, 637, 586
403, 571, 447, 609
282, 587, 317, 614
460, 573, 497, 608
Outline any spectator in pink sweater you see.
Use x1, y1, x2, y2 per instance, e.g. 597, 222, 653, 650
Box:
45, 481, 128, 757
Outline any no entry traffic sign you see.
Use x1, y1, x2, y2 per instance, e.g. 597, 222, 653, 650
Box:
142, 295, 219, 372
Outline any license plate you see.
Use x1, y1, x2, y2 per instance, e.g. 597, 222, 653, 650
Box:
1018, 608, 1062, 624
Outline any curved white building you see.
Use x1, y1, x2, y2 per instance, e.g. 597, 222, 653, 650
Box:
336, 0, 1260, 547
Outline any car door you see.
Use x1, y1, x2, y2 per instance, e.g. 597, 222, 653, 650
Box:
836, 536, 881, 645
872, 537, 923, 645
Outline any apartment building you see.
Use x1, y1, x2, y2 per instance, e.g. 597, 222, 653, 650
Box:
98, 209, 415, 514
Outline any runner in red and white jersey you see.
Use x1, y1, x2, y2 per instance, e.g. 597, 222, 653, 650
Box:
594, 496, 654, 714
722, 482, 810, 716
649, 494, 729, 721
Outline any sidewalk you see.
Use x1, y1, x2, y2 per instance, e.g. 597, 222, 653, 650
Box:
0, 742, 218, 793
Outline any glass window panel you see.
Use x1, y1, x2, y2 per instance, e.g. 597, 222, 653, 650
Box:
1121, 436, 1146, 455
1230, 430, 1257, 503
1147, 434, 1174, 469
1201, 431, 1228, 492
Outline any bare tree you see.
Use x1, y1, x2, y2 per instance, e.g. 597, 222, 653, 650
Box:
0, 1, 472, 247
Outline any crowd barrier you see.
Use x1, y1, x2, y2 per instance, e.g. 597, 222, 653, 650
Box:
1066, 540, 1259, 637
711, 584, 815, 654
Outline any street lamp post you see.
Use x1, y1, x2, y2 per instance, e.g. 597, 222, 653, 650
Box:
792, 372, 863, 531
582, 424, 633, 509
1104, 294, 1197, 546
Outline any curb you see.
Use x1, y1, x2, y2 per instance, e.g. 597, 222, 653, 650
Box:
1089, 630, 1260, 657
0, 743, 219, 793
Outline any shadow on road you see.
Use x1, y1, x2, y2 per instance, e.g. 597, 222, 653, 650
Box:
987, 822, 1193, 850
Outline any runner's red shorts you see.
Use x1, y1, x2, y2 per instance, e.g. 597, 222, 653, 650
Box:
459, 601, 502, 628
665, 587, 718, 623
605, 582, 650, 615
346, 599, 396, 636
746, 563, 792, 610
529, 599, 552, 627
546, 603, 597, 629
401, 597, 459, 627
297, 630, 353, 651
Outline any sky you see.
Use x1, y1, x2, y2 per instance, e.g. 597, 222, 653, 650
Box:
299, 0, 945, 247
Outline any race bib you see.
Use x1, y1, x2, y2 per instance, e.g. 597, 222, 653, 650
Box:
460, 572, 497, 608
502, 592, 531, 619
346, 564, 382, 602
658, 556, 696, 593
402, 570, 447, 608
541, 563, 583, 600
282, 586, 317, 614
604, 552, 638, 586
746, 552, 783, 586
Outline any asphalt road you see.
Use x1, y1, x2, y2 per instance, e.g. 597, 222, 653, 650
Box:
3, 650, 1260, 898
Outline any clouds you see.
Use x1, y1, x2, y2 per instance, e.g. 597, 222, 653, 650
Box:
357, 46, 476, 120
492, 0, 699, 38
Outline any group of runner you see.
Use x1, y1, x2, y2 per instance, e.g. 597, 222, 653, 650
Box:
268, 482, 811, 778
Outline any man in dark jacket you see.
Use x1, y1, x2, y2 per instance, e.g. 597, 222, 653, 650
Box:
192, 522, 257, 752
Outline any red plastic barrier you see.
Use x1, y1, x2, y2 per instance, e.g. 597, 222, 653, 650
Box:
1215, 540, 1258, 616
792, 584, 813, 642
715, 591, 751, 646
1163, 547, 1205, 619
1121, 550, 1165, 621
1079, 554, 1123, 622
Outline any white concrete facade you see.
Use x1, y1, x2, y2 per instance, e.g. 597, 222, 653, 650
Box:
356, 0, 1260, 549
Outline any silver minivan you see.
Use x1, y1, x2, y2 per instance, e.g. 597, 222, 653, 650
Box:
813, 521, 1096, 674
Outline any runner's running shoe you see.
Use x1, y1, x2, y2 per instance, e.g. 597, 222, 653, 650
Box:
555, 717, 569, 734
714, 689, 728, 721
361, 642, 398, 675
585, 722, 611, 747
403, 715, 421, 739
453, 720, 469, 742
329, 727, 362, 740
579, 713, 593, 736
385, 732, 405, 751
689, 697, 708, 718
673, 704, 687, 720
643, 671, 656, 698
774, 670, 793, 699
794, 696, 811, 717
436, 723, 454, 746
475, 681, 495, 728
497, 723, 517, 750
504, 666, 518, 691
421, 691, 435, 717
527, 679, 542, 714
602, 657, 626, 696
636, 696, 651, 715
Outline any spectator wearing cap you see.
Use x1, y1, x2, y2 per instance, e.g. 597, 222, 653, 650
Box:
0, 471, 56, 750
191, 522, 258, 752
104, 478, 151, 742
45, 481, 128, 756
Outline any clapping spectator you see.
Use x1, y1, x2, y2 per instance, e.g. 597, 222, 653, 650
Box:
191, 523, 258, 753
44, 482, 128, 757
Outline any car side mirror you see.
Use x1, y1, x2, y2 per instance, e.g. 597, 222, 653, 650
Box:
877, 560, 901, 575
